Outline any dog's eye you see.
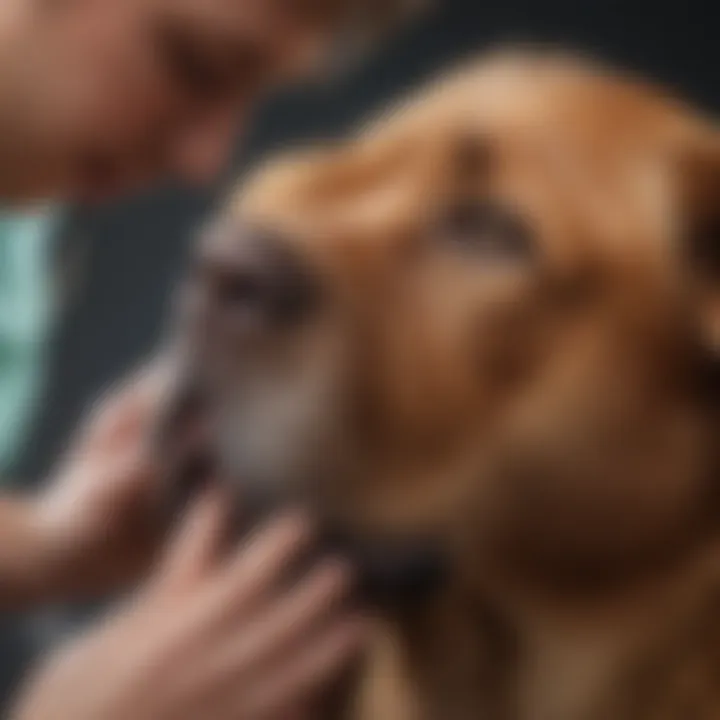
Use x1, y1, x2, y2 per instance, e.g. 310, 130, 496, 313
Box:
435, 201, 532, 259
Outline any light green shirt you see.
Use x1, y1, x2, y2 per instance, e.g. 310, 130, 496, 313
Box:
0, 208, 62, 475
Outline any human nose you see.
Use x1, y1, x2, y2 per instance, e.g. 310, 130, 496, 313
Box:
168, 104, 243, 186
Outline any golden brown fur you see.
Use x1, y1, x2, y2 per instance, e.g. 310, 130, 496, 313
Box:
180, 50, 720, 719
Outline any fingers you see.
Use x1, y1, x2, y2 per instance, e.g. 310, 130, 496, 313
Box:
39, 442, 153, 524
154, 505, 316, 624
185, 557, 352, 694
87, 443, 154, 500
89, 496, 362, 720
233, 559, 352, 667
48, 363, 168, 522
82, 383, 148, 449
79, 360, 173, 454
239, 618, 365, 719
155, 488, 227, 592
203, 512, 314, 617
145, 503, 360, 720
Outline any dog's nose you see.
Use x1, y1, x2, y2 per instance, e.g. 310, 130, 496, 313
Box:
189, 224, 320, 334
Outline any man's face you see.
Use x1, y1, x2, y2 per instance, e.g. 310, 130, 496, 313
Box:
0, 0, 346, 202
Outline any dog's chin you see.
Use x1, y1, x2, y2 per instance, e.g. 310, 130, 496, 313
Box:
152, 373, 448, 611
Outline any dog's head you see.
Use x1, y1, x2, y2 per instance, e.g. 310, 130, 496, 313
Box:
164, 51, 719, 603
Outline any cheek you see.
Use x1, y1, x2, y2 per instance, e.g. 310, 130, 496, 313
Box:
47, 13, 184, 147
474, 303, 540, 389
74, 58, 177, 145
419, 282, 537, 398
467, 274, 553, 393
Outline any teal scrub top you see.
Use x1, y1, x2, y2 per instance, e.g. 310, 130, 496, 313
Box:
0, 208, 62, 475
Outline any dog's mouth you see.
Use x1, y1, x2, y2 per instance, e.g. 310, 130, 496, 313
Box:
152, 365, 448, 610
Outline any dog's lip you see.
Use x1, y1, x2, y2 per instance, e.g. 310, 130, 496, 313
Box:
321, 524, 449, 607
152, 367, 217, 503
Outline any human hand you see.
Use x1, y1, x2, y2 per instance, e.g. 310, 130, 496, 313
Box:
32, 358, 176, 599
12, 491, 364, 720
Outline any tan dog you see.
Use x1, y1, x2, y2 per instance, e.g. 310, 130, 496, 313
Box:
169, 51, 719, 720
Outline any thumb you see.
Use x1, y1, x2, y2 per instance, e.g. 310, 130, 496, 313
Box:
80, 359, 175, 455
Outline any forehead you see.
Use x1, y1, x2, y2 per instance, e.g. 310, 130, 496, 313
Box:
243, 55, 686, 184
232, 55, 698, 266
363, 54, 693, 179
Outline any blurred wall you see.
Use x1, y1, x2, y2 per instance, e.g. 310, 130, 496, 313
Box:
2, 0, 718, 706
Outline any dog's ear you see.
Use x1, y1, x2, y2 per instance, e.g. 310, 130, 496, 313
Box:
679, 130, 720, 356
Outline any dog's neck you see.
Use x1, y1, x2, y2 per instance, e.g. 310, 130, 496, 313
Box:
349, 538, 720, 720
352, 585, 516, 720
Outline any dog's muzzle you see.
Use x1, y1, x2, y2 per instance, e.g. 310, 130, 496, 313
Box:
151, 373, 448, 611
